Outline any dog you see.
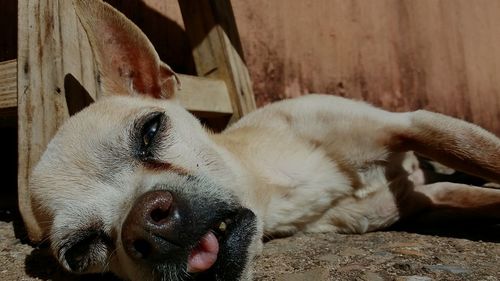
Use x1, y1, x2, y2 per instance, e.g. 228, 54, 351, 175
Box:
27, 0, 500, 280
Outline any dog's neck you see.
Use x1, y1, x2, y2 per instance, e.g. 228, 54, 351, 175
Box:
208, 125, 354, 236
208, 130, 271, 214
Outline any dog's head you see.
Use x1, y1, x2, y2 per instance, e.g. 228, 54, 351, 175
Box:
28, 0, 259, 280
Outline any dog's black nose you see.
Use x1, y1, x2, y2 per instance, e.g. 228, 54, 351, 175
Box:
122, 190, 186, 262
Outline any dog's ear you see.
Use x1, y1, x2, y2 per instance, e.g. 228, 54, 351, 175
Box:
74, 0, 180, 99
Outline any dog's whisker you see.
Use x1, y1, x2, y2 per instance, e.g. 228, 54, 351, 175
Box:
179, 266, 190, 281
102, 245, 120, 272
168, 266, 173, 281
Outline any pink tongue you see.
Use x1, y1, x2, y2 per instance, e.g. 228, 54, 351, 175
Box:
187, 232, 219, 273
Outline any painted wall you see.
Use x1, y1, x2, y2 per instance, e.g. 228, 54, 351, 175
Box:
232, 0, 500, 135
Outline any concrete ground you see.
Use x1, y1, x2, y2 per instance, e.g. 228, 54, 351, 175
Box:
1, 209, 499, 281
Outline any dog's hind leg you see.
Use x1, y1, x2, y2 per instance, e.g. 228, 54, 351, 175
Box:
388, 109, 500, 219
378, 108, 500, 222
399, 182, 500, 220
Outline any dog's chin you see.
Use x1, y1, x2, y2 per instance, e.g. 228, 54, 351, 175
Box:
152, 208, 257, 281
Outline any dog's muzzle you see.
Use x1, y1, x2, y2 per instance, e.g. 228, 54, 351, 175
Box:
121, 189, 257, 280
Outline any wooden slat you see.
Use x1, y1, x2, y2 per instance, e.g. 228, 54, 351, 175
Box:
18, 0, 99, 242
0, 60, 17, 109
178, 0, 256, 122
1, 59, 231, 115
177, 74, 232, 115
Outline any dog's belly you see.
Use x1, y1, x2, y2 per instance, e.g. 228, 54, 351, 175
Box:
260, 151, 423, 235
217, 127, 423, 236
260, 152, 352, 236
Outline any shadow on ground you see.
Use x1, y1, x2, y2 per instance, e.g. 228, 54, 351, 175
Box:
390, 214, 500, 243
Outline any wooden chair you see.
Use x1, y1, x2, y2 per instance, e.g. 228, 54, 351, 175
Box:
0, 0, 256, 242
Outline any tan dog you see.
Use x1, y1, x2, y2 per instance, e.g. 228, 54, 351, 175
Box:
28, 0, 500, 280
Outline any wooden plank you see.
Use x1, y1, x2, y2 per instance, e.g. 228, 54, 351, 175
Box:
18, 0, 99, 242
178, 0, 256, 122
2, 58, 231, 115
0, 60, 17, 109
177, 74, 232, 115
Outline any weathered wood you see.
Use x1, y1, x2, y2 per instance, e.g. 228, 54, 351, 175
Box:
0, 60, 17, 110
178, 0, 256, 122
1, 59, 231, 115
18, 0, 99, 242
177, 74, 232, 115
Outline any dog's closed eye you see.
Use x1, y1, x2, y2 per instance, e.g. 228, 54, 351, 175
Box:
134, 112, 167, 160
141, 113, 162, 148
